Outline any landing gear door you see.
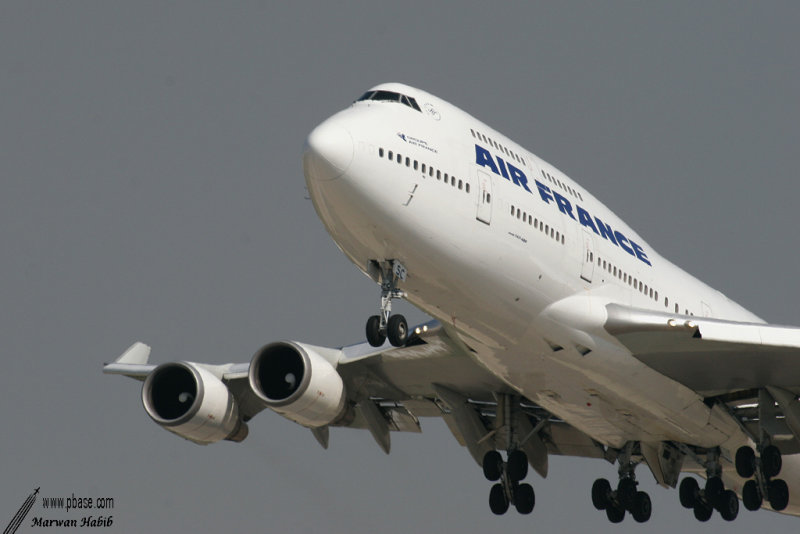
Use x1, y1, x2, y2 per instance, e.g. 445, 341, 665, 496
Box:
580, 229, 595, 283
476, 170, 493, 225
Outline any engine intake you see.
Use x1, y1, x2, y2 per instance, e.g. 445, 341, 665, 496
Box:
249, 341, 346, 428
142, 362, 247, 445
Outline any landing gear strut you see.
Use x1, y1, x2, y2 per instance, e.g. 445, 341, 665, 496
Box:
365, 260, 408, 347
591, 443, 652, 523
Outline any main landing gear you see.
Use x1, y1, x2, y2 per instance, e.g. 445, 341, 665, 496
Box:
591, 444, 652, 523
482, 449, 535, 515
365, 260, 408, 348
735, 444, 789, 512
677, 449, 740, 521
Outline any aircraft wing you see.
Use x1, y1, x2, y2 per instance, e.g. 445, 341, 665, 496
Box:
604, 304, 800, 397
604, 303, 800, 453
104, 320, 608, 476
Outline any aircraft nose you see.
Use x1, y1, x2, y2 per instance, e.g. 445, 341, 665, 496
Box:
303, 119, 354, 181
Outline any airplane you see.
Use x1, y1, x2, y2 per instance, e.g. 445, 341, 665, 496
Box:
105, 82, 800, 524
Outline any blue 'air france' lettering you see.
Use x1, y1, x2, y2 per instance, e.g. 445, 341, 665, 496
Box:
476, 144, 652, 266
475, 145, 531, 193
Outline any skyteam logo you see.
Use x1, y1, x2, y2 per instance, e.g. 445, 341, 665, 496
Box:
475, 144, 651, 266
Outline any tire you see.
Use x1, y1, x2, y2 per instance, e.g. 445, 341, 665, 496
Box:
605, 504, 625, 523
514, 483, 535, 514
482, 451, 502, 482
768, 479, 789, 511
507, 450, 528, 482
386, 314, 408, 347
718, 489, 739, 521
762, 445, 782, 479
631, 491, 652, 523
592, 478, 612, 510
617, 478, 637, 511
705, 476, 724, 505
489, 483, 509, 515
742, 479, 762, 511
366, 315, 385, 347
693, 501, 713, 522
735, 446, 756, 478
679, 477, 699, 509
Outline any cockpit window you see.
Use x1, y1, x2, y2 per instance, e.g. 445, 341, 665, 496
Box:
356, 90, 422, 112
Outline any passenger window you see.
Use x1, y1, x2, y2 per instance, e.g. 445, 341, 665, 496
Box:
421, 163, 426, 173
397, 153, 403, 165
405, 157, 410, 167
437, 170, 441, 180
379, 148, 384, 158
388, 151, 393, 160
466, 183, 470, 193
458, 179, 463, 190
413, 160, 418, 170
429, 167, 434, 177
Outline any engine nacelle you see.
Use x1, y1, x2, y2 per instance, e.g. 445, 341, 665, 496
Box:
248, 341, 346, 428
142, 362, 248, 445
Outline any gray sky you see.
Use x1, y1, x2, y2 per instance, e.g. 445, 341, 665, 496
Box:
2, 2, 799, 532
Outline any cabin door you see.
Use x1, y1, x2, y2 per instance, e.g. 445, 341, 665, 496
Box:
580, 229, 595, 283
476, 169, 493, 224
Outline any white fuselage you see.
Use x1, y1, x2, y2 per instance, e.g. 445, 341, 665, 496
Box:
302, 83, 799, 513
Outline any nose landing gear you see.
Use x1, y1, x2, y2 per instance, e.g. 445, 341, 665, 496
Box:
365, 260, 408, 347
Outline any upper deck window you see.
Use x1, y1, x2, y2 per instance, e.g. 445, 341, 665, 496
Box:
357, 90, 422, 112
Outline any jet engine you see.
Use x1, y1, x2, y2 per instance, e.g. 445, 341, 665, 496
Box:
142, 362, 248, 445
248, 341, 346, 428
